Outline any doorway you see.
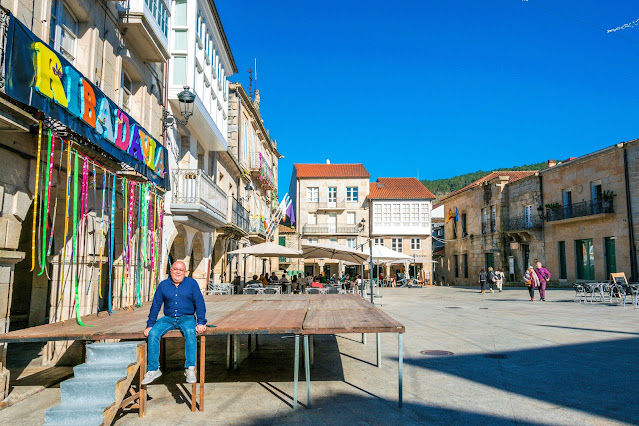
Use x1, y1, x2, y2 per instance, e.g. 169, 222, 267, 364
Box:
328, 213, 337, 233
485, 253, 494, 272
521, 243, 530, 272
575, 239, 594, 280
604, 237, 616, 278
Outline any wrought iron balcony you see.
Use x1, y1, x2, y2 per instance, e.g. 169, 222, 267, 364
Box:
249, 153, 275, 189
230, 197, 249, 233
546, 200, 614, 222
304, 199, 347, 210
302, 225, 361, 235
503, 215, 543, 232
171, 169, 227, 229
249, 216, 267, 238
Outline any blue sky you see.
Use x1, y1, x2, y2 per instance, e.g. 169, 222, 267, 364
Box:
216, 1, 639, 196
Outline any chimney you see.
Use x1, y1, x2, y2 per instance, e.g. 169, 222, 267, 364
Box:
547, 159, 557, 168
326, 159, 330, 164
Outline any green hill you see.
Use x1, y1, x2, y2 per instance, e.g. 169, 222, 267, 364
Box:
421, 162, 548, 200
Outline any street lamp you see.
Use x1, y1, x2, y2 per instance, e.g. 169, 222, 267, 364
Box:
163, 86, 195, 129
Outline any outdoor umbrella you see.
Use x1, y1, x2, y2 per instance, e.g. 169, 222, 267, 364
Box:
362, 245, 412, 264
228, 241, 303, 257
301, 242, 370, 263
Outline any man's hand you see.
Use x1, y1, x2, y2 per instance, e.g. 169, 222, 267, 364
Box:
196, 324, 206, 334
144, 327, 152, 337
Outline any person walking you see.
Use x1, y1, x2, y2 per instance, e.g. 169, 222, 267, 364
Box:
534, 261, 551, 301
495, 268, 504, 292
478, 268, 487, 294
487, 267, 496, 293
523, 266, 539, 301
141, 261, 207, 385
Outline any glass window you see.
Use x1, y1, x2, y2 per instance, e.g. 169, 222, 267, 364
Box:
392, 204, 400, 224
391, 238, 403, 253
121, 70, 132, 113
174, 30, 188, 51
306, 187, 319, 202
328, 187, 337, 204
491, 206, 497, 232
346, 187, 358, 202
174, 0, 187, 26
411, 238, 421, 250
373, 204, 381, 223
374, 238, 384, 246
463, 254, 468, 278
51, 0, 78, 63
307, 238, 317, 244
461, 213, 467, 236
481, 208, 487, 234
454, 255, 459, 278
347, 212, 355, 225
243, 121, 248, 163
173, 56, 187, 85
347, 237, 356, 249
524, 205, 532, 227
401, 204, 410, 223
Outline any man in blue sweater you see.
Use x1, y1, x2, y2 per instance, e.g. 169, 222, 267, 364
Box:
141, 261, 207, 385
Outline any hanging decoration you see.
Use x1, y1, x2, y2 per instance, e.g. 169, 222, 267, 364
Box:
30, 122, 42, 272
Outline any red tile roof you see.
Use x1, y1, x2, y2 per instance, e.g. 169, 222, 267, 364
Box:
440, 171, 537, 201
367, 178, 435, 200
294, 163, 370, 178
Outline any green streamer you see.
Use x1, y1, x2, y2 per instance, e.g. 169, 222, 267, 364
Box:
38, 131, 52, 276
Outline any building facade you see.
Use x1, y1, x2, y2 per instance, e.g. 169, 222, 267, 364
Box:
289, 163, 370, 277
162, 0, 237, 291
367, 178, 435, 283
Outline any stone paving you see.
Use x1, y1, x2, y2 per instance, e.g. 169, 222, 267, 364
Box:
0, 286, 638, 425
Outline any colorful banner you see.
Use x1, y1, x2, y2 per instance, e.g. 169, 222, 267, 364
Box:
2, 13, 168, 188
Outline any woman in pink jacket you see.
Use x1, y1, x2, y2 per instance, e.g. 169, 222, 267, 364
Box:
534, 262, 551, 301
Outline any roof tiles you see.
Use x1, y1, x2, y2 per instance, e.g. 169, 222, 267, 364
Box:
441, 171, 537, 201
294, 164, 370, 178
367, 178, 435, 200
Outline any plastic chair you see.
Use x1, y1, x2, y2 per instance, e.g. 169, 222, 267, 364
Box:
325, 287, 339, 294
308, 288, 321, 294
243, 288, 258, 294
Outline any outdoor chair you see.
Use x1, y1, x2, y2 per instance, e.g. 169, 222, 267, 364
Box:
243, 288, 258, 295
264, 288, 277, 294
325, 287, 339, 294
613, 284, 638, 307
573, 283, 585, 303
308, 288, 321, 294
583, 283, 602, 303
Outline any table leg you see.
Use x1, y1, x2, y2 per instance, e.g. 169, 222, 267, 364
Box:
226, 335, 231, 370
376, 333, 381, 368
293, 335, 299, 410
199, 335, 205, 411
248, 334, 252, 351
233, 334, 240, 370
161, 338, 167, 371
309, 335, 314, 366
362, 333, 366, 344
398, 333, 403, 408
139, 345, 147, 418
304, 335, 311, 409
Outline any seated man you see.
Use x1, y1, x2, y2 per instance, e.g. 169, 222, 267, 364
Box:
246, 274, 261, 285
311, 276, 324, 288
141, 261, 207, 385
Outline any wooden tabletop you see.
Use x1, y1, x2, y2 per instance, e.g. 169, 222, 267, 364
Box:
0, 294, 405, 343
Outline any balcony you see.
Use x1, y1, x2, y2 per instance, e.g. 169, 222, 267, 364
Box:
168, 89, 227, 152
171, 169, 227, 231
305, 199, 346, 211
503, 215, 543, 232
546, 200, 614, 223
481, 222, 497, 234
249, 216, 267, 241
302, 225, 360, 235
117, 0, 169, 62
249, 153, 275, 189
230, 198, 249, 234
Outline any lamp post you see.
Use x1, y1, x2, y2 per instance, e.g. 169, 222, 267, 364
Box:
163, 86, 196, 129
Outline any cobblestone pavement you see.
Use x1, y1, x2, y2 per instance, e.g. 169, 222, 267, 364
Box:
1, 286, 638, 425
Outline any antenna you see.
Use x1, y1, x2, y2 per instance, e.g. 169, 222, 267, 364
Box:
247, 67, 253, 98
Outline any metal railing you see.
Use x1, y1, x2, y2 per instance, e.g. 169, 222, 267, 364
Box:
302, 225, 360, 234
546, 200, 614, 222
249, 217, 267, 236
172, 169, 227, 219
503, 215, 543, 231
249, 152, 275, 189
0, 9, 8, 90
305, 199, 347, 210
231, 197, 249, 232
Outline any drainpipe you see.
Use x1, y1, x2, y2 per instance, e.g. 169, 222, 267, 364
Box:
539, 173, 545, 266
623, 146, 638, 281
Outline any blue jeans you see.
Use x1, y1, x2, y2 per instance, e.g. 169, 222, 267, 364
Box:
147, 315, 197, 371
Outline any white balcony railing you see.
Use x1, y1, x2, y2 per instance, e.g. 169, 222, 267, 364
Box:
172, 169, 227, 225
117, 0, 170, 62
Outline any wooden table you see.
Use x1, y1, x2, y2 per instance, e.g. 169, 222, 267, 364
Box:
0, 294, 405, 410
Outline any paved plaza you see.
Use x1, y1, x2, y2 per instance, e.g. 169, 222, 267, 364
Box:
0, 286, 638, 425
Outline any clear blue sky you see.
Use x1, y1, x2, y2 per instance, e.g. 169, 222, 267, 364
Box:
216, 0, 639, 196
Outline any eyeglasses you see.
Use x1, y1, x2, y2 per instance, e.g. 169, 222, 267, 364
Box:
172, 268, 186, 272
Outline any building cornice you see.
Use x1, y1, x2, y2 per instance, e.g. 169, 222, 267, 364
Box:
208, 0, 238, 73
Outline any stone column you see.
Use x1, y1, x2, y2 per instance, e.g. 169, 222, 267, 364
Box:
0, 250, 26, 400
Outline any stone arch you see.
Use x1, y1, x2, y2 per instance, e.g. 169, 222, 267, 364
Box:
189, 232, 207, 288
167, 225, 188, 275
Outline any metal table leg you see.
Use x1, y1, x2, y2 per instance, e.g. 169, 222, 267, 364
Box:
304, 335, 311, 408
309, 335, 314, 365
293, 335, 299, 410
226, 335, 231, 370
398, 333, 403, 408
233, 335, 240, 370
362, 333, 366, 344
376, 333, 381, 368
199, 335, 205, 411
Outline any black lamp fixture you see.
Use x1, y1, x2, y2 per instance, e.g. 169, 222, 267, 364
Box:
163, 86, 195, 129
245, 182, 254, 191
537, 205, 545, 219
358, 218, 366, 232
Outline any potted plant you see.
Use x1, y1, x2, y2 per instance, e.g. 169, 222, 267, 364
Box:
602, 190, 616, 211
545, 203, 561, 221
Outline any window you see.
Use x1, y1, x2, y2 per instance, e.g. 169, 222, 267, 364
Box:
329, 238, 337, 243
173, 56, 187, 85
145, 0, 168, 36
347, 212, 355, 225
524, 205, 532, 228
383, 204, 391, 224
209, 152, 217, 180
346, 187, 358, 202
308, 213, 316, 225
328, 187, 337, 205
490, 206, 496, 232
411, 204, 419, 224
306, 187, 318, 202
401, 204, 410, 223
307, 238, 317, 244
411, 238, 421, 250
463, 254, 468, 278
50, 0, 78, 63
243, 121, 248, 164
461, 213, 467, 237
454, 255, 459, 278
563, 189, 572, 218
391, 238, 403, 253
373, 204, 381, 224
392, 204, 400, 224
120, 70, 133, 114
346, 237, 356, 249
452, 217, 457, 239
481, 208, 487, 234
558, 241, 567, 280
374, 238, 384, 246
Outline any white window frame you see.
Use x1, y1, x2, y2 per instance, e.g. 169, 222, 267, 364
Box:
347, 212, 355, 225
391, 238, 403, 253
243, 121, 249, 164
306, 187, 319, 202
346, 187, 358, 202
524, 205, 532, 227
50, 0, 78, 64
346, 237, 356, 249
374, 238, 384, 246
411, 238, 421, 250
120, 69, 133, 114
307, 237, 318, 244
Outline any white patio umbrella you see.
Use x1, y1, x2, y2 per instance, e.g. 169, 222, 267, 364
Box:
362, 245, 412, 264
301, 242, 370, 263
228, 241, 303, 257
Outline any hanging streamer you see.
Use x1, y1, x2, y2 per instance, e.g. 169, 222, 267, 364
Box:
58, 145, 72, 322
86, 165, 97, 295
108, 173, 116, 314
31, 122, 43, 272
38, 130, 55, 276
95, 172, 106, 300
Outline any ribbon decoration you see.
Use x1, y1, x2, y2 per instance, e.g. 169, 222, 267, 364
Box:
108, 173, 116, 314
31, 122, 43, 271
86, 165, 97, 296
38, 130, 54, 276
58, 144, 72, 322
127, 181, 135, 306
95, 172, 106, 301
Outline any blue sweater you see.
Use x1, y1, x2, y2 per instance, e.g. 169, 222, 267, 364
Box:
147, 277, 207, 327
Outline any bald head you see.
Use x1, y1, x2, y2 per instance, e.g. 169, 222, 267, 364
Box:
170, 261, 187, 284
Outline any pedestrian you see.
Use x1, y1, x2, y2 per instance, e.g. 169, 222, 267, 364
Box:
291, 274, 299, 293
141, 261, 207, 385
478, 268, 487, 294
259, 274, 268, 287
534, 261, 551, 301
311, 276, 323, 288
487, 267, 496, 293
523, 265, 539, 301
495, 268, 504, 292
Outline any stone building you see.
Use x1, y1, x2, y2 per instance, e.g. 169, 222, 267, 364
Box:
278, 224, 301, 276
289, 163, 370, 277
162, 0, 237, 292
540, 143, 636, 282
0, 0, 172, 398
214, 83, 282, 285
440, 172, 537, 285
367, 178, 435, 283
